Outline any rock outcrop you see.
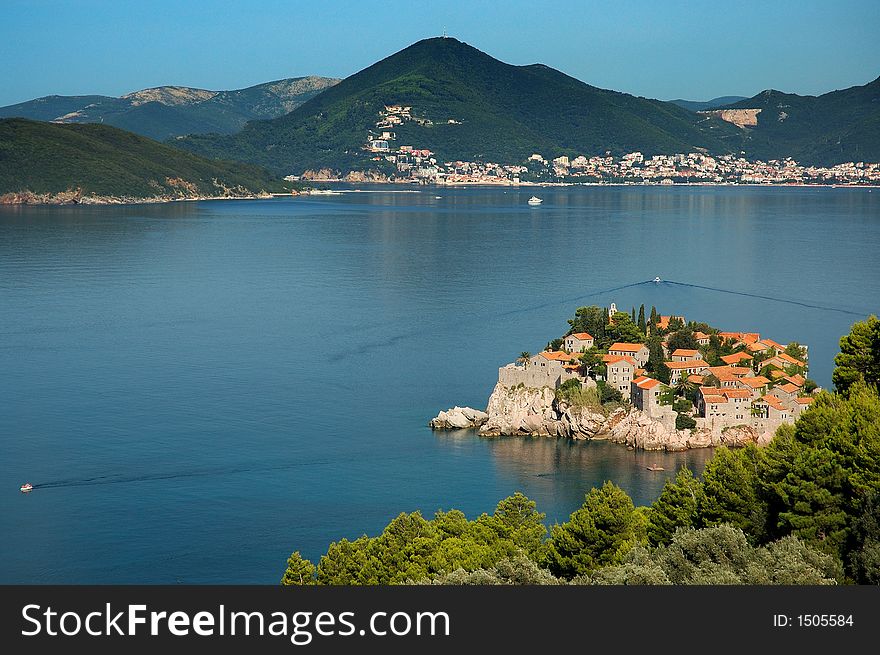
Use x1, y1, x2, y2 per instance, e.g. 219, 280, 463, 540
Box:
608, 411, 767, 451
476, 383, 616, 439
430, 406, 488, 430
438, 383, 779, 451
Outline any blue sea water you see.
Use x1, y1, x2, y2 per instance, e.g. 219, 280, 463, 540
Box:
1, 185, 877, 583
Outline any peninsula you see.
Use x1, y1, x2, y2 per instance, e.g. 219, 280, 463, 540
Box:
432, 303, 817, 451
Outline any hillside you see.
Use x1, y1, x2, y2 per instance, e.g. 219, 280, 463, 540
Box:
0, 118, 281, 202
670, 96, 747, 112
712, 77, 880, 164
173, 38, 742, 174
0, 76, 340, 141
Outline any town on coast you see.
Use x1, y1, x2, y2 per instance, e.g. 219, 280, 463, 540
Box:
432, 302, 817, 451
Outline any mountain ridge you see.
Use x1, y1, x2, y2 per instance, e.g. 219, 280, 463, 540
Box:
173, 37, 743, 174
0, 76, 340, 141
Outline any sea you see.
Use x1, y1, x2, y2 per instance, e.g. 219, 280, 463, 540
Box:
1, 185, 877, 583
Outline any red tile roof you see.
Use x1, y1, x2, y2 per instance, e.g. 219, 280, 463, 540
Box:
777, 383, 800, 394
603, 354, 637, 366
672, 349, 700, 357
785, 374, 806, 387
569, 332, 593, 341
721, 352, 753, 365
665, 359, 710, 370
762, 394, 786, 411
609, 342, 647, 353
779, 352, 805, 367
795, 397, 814, 405
740, 376, 770, 389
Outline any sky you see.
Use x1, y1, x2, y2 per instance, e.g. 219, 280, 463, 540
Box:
1, 0, 878, 106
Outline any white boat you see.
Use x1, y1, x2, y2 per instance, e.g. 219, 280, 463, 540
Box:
653, 276, 661, 283
20, 482, 33, 493
527, 196, 543, 205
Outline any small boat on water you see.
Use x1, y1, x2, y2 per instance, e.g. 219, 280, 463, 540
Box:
527, 196, 543, 205
646, 465, 665, 472
653, 276, 662, 283
20, 482, 33, 493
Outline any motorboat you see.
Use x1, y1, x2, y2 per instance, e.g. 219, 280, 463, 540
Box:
20, 482, 33, 493
645, 465, 665, 472
527, 196, 543, 205
653, 276, 662, 283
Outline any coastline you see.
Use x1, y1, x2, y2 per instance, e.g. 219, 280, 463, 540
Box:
0, 189, 278, 207
3, 182, 873, 207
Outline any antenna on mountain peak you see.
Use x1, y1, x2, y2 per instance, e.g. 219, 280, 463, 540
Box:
442, 27, 447, 38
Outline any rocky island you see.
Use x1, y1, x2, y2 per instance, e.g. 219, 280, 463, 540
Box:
432, 302, 818, 451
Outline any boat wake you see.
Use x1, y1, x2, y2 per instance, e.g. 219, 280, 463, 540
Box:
28, 457, 348, 491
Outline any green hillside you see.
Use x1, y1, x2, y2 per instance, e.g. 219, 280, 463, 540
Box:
0, 118, 280, 199
0, 77, 340, 141
174, 38, 742, 174
720, 77, 880, 164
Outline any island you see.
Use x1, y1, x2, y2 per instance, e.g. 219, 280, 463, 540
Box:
432, 302, 817, 451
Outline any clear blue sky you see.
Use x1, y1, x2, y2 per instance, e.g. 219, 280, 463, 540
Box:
1, 0, 878, 106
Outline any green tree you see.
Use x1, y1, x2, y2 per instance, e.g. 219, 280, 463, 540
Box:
547, 338, 563, 351
597, 381, 623, 404
579, 347, 602, 375
666, 328, 700, 354
784, 342, 808, 361
647, 469, 704, 546
637, 304, 646, 335
485, 492, 547, 560
698, 445, 766, 540
848, 491, 880, 584
607, 311, 645, 345
519, 351, 531, 365
546, 482, 646, 577
644, 335, 665, 376
592, 526, 840, 585
675, 413, 696, 430
833, 315, 880, 394
649, 306, 658, 329
281, 551, 317, 585
567, 306, 607, 345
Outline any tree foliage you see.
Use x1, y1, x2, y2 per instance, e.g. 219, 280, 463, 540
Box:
833, 315, 880, 394
546, 482, 647, 578
647, 469, 703, 546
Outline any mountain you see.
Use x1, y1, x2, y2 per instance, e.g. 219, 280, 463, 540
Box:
669, 96, 747, 112
710, 77, 880, 164
0, 77, 340, 141
173, 38, 742, 174
0, 118, 280, 201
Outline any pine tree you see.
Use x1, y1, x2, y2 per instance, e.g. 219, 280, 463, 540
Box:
637, 304, 646, 335
546, 482, 646, 578
281, 551, 317, 585
631, 307, 636, 323
647, 468, 703, 545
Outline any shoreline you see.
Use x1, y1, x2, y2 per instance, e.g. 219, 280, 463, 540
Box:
2, 181, 874, 207
0, 190, 277, 207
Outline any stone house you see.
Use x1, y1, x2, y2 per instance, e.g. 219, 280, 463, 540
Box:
608, 342, 650, 367
671, 349, 702, 362
564, 332, 594, 353
665, 359, 709, 385
694, 331, 711, 346
604, 354, 637, 395
631, 375, 665, 416
497, 351, 581, 389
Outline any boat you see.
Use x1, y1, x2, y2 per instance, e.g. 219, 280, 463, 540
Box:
20, 482, 33, 493
653, 276, 661, 283
527, 196, 543, 205
646, 465, 665, 472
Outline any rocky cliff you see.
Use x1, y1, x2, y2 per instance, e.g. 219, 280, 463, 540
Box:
476, 383, 626, 439
452, 382, 776, 451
